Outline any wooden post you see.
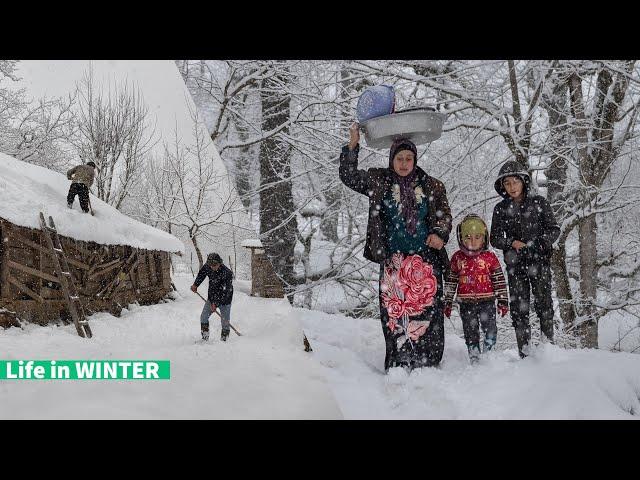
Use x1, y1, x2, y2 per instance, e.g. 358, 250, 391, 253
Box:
0, 221, 7, 300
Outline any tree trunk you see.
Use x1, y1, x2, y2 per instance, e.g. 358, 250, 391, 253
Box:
550, 246, 576, 343
259, 65, 298, 301
577, 214, 599, 348
568, 72, 599, 348
506, 60, 530, 169
301, 233, 314, 309
320, 193, 339, 243
191, 233, 204, 270
319, 67, 353, 243
542, 78, 578, 337
231, 92, 255, 211
232, 141, 254, 212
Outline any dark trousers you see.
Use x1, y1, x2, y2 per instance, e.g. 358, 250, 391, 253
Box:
67, 183, 90, 212
459, 301, 497, 354
507, 260, 554, 357
378, 248, 445, 371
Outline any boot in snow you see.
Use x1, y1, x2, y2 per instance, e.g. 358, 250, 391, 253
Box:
221, 329, 229, 342
467, 343, 481, 364
201, 323, 210, 341
483, 334, 496, 353
514, 322, 531, 358
540, 331, 554, 345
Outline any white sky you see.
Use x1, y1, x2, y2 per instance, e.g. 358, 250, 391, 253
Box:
15, 60, 213, 159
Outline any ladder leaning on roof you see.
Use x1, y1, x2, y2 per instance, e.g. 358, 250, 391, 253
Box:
38, 212, 92, 338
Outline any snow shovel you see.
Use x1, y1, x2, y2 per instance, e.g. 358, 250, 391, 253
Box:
194, 291, 242, 336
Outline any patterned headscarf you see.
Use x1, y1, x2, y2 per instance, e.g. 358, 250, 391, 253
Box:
388, 138, 419, 235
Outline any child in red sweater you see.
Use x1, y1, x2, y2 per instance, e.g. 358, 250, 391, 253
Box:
444, 214, 509, 364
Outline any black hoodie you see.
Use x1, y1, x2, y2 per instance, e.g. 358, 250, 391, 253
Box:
489, 161, 560, 266
194, 263, 234, 305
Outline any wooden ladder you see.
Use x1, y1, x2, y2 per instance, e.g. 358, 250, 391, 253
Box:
39, 212, 92, 338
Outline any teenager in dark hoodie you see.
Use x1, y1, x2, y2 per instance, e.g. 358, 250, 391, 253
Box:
490, 161, 560, 358
339, 122, 452, 372
191, 253, 234, 341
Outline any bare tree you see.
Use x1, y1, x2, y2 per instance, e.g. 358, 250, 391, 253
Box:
137, 105, 250, 269
565, 61, 638, 347
258, 62, 299, 295
74, 67, 157, 209
0, 60, 77, 171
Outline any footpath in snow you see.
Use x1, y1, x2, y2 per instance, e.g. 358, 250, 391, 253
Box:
299, 308, 640, 419
0, 276, 342, 419
3, 272, 640, 419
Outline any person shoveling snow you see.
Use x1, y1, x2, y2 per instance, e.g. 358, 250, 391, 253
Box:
191, 253, 234, 342
66, 161, 96, 215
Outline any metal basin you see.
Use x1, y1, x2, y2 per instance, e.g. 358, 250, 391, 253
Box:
360, 107, 446, 149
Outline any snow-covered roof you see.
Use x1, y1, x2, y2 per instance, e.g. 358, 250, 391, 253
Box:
0, 153, 184, 253
241, 239, 263, 248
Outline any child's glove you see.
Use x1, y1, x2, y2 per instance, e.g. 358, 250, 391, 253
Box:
444, 302, 452, 318
497, 301, 509, 317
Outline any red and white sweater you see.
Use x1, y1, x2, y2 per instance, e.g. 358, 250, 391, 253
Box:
444, 250, 508, 304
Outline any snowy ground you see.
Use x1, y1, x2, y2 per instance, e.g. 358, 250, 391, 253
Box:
299, 308, 640, 419
0, 276, 343, 419
599, 311, 640, 353
3, 274, 639, 420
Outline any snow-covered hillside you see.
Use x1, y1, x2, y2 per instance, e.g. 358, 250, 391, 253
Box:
0, 276, 342, 419
300, 308, 640, 419
0, 153, 183, 253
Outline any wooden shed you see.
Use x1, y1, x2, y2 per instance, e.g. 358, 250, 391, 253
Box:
242, 239, 284, 298
0, 154, 184, 330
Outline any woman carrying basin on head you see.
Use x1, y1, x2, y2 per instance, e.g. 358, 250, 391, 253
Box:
339, 122, 452, 372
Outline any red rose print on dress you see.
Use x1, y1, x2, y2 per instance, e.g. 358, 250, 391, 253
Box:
387, 317, 398, 332
407, 321, 429, 341
385, 297, 405, 321
381, 254, 438, 343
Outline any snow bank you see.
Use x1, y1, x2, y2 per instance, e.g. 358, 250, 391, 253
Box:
0, 153, 184, 253
0, 276, 342, 419
599, 310, 640, 353
300, 308, 640, 419
293, 238, 376, 313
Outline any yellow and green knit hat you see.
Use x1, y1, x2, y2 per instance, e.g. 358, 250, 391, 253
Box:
460, 217, 487, 238
456, 214, 489, 251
